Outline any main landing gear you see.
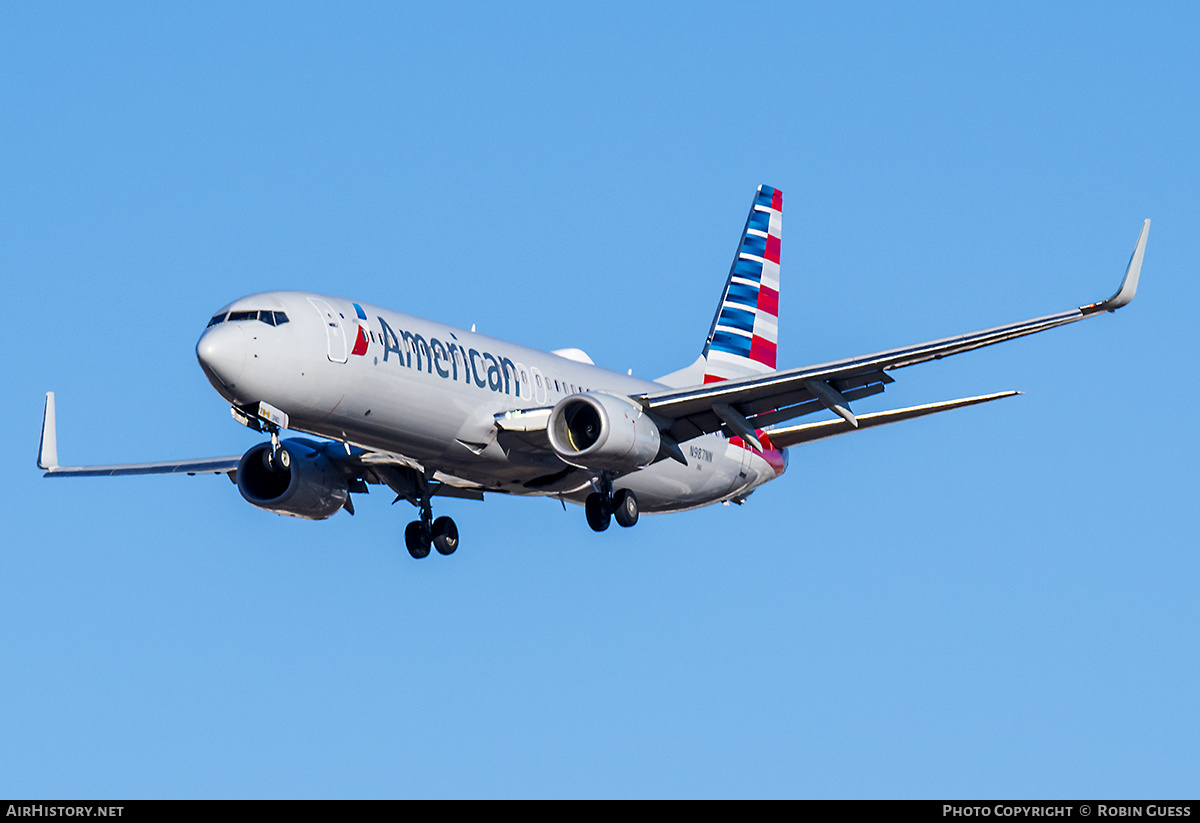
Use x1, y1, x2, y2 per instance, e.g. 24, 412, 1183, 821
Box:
403, 475, 459, 559
585, 477, 639, 532
404, 515, 458, 559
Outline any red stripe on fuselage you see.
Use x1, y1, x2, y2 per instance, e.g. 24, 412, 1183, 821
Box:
731, 430, 787, 477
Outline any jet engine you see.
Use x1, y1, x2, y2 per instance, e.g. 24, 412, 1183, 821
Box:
547, 392, 661, 472
236, 438, 349, 520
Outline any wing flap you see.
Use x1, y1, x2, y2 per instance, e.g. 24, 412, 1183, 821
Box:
766, 391, 1021, 448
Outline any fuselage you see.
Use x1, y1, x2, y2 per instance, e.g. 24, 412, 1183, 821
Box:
196, 291, 787, 513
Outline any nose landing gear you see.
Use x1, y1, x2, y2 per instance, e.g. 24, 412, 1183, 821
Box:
262, 429, 291, 473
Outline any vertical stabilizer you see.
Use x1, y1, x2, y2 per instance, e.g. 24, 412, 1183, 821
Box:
702, 185, 782, 383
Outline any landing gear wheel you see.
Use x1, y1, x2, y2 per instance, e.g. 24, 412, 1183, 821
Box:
585, 493, 611, 532
613, 489, 639, 528
432, 516, 459, 555
262, 446, 290, 473
405, 521, 431, 559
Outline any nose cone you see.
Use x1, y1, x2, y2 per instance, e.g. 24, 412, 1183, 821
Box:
196, 322, 247, 392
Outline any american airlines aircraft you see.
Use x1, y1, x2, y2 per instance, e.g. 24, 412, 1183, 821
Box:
37, 186, 1150, 558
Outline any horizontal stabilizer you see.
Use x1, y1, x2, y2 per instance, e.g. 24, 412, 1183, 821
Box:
765, 391, 1020, 449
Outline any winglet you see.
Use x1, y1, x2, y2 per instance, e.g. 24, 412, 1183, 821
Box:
1082, 219, 1150, 315
38, 392, 59, 470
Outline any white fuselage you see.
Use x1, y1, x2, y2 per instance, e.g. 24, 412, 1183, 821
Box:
196, 291, 786, 513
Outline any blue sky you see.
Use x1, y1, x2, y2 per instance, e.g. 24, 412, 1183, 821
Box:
2, 2, 1197, 798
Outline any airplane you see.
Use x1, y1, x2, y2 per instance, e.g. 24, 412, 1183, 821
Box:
37, 186, 1151, 559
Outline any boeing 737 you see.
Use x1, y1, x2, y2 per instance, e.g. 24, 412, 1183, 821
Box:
37, 186, 1150, 558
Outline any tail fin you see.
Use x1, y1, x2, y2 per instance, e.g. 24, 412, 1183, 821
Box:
702, 184, 782, 383
653, 185, 783, 389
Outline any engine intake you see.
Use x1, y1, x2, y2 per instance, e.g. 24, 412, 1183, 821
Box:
237, 438, 349, 520
547, 392, 661, 472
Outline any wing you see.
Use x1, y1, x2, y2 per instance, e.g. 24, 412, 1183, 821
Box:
638, 220, 1149, 446
37, 391, 488, 504
37, 392, 241, 478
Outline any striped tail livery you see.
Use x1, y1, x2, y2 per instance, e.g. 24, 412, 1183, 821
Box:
702, 184, 782, 383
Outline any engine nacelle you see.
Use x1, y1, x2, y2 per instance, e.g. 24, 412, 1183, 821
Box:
547, 392, 661, 472
236, 438, 349, 520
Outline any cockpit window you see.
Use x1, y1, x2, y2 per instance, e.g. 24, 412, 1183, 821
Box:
212, 309, 289, 326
